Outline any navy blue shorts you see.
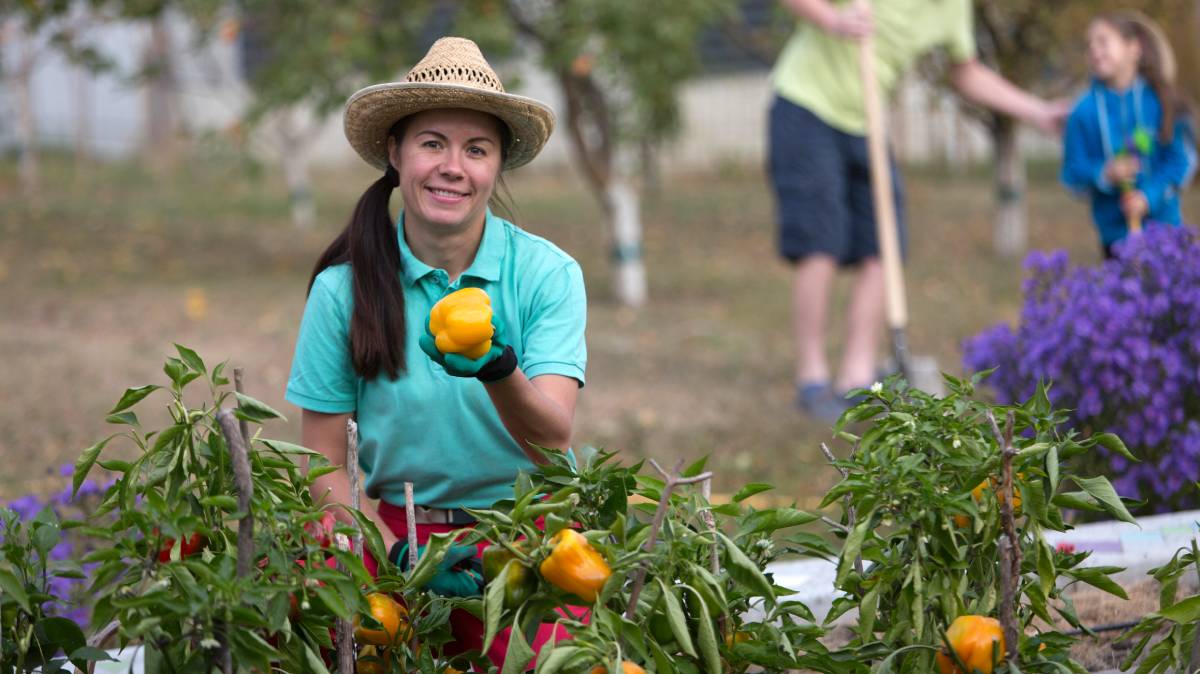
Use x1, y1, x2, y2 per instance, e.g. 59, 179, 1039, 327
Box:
768, 96, 907, 265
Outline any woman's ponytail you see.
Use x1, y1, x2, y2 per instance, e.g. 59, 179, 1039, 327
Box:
308, 126, 407, 381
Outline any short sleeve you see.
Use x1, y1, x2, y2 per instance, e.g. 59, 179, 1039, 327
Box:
946, 0, 977, 64
285, 269, 358, 413
519, 261, 588, 386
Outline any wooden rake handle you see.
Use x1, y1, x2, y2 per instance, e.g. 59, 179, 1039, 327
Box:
857, 17, 909, 332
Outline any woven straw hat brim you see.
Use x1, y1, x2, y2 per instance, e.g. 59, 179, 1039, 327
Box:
344, 82, 555, 171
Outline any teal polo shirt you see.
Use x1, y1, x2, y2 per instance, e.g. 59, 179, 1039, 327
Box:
285, 209, 587, 509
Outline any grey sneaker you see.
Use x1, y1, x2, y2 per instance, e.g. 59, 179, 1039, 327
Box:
796, 382, 848, 423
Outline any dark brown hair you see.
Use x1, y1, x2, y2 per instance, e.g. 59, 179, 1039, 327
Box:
1094, 11, 1190, 144
307, 112, 514, 381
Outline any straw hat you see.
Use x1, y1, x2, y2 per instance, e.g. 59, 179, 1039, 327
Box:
344, 37, 555, 171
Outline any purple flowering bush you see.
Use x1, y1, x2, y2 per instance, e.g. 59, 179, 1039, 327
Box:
963, 225, 1200, 512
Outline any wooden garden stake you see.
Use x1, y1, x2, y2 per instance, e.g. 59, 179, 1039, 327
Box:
216, 408, 255, 674
233, 367, 250, 446
404, 482, 419, 569
989, 410, 1021, 663
334, 420, 362, 674
624, 459, 713, 620
701, 476, 720, 576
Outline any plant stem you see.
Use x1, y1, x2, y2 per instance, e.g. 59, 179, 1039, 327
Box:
624, 459, 712, 620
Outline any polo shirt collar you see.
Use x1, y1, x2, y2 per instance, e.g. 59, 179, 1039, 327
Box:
396, 209, 505, 287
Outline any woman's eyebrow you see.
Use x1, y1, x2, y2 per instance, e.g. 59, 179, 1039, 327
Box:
414, 129, 497, 145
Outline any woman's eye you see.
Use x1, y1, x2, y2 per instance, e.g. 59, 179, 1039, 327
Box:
468, 146, 487, 156
422, 140, 441, 149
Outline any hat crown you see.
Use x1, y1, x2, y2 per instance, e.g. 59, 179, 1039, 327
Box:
404, 37, 506, 93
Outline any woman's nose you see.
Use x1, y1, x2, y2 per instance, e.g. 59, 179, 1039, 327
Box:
438, 152, 464, 177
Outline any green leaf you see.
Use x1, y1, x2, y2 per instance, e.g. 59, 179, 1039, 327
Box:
1037, 540, 1055, 597
1158, 595, 1200, 624
1052, 492, 1105, 512
73, 435, 114, 497
1073, 476, 1137, 524
690, 589, 722, 674
837, 518, 871, 588
732, 483, 773, 502
1070, 568, 1129, 600
536, 645, 581, 674
1092, 432, 1138, 462
660, 580, 696, 658
858, 585, 879, 642
260, 439, 319, 456
301, 644, 330, 674
717, 532, 774, 600
500, 606, 536, 674
174, 344, 207, 375
235, 392, 287, 423
68, 646, 116, 664
405, 532, 454, 592
482, 558, 509, 655
681, 455, 709, 478
200, 495, 240, 511
1045, 445, 1059, 493
105, 412, 139, 426
35, 617, 86, 665
0, 568, 31, 612
109, 385, 159, 413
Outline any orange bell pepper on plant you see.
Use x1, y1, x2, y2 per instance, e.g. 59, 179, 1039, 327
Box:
428, 287, 494, 360
935, 615, 1005, 674
539, 529, 611, 603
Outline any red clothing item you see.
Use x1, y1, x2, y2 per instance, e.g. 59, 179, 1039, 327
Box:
365, 501, 581, 669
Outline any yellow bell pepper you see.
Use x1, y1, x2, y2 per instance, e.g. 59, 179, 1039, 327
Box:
935, 615, 1005, 674
428, 287, 494, 360
539, 529, 611, 603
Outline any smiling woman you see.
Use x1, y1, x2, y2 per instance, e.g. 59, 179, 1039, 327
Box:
284, 37, 587, 666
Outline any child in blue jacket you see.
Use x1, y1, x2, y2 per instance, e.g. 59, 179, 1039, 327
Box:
1062, 10, 1197, 258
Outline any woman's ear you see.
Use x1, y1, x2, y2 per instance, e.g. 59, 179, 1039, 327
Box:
387, 135, 401, 172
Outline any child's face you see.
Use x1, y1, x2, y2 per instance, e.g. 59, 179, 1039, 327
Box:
1087, 20, 1141, 85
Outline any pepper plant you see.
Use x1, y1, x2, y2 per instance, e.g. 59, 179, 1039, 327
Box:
69, 345, 464, 672
462, 448, 847, 674
818, 373, 1138, 673
1117, 536, 1200, 673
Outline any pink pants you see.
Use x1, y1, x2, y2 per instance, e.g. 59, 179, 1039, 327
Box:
364, 501, 582, 669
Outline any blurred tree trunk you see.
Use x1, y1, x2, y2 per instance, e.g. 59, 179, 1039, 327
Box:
991, 117, 1027, 257
556, 65, 647, 308
142, 14, 179, 169
274, 110, 316, 230
7, 21, 40, 198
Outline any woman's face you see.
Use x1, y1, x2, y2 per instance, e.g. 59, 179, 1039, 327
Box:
1087, 20, 1141, 85
389, 108, 504, 237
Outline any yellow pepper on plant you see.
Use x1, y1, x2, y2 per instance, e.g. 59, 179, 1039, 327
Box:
935, 615, 1005, 674
539, 529, 611, 603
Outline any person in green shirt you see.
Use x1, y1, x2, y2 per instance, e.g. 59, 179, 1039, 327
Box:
770, 0, 1068, 421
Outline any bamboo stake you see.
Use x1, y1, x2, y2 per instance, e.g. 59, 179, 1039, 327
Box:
624, 460, 713, 620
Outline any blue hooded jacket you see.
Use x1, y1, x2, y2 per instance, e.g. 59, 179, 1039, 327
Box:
1061, 77, 1197, 245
